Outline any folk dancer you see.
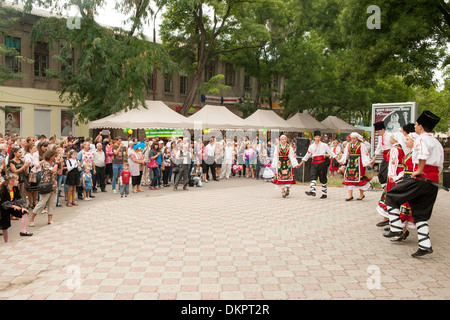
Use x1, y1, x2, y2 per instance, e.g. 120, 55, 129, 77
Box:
388, 132, 418, 242
384, 111, 444, 257
369, 121, 393, 187
271, 135, 299, 198
297, 131, 337, 199
376, 132, 407, 227
338, 132, 372, 201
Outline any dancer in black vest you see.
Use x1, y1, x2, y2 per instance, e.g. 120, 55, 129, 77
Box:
384, 111, 444, 257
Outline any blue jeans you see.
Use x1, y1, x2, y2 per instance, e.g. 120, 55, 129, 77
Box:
56, 174, 66, 205
112, 163, 124, 191
150, 167, 160, 187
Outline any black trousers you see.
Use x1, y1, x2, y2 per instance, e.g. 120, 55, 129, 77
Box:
93, 166, 106, 191
385, 177, 438, 223
310, 162, 327, 184
205, 156, 217, 180
378, 158, 388, 185
174, 164, 190, 189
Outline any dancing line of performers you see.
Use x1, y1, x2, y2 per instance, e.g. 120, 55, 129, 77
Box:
271, 110, 445, 258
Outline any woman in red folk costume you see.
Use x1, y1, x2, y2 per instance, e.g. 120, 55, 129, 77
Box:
338, 132, 371, 201
271, 135, 299, 198
389, 133, 418, 242
376, 132, 407, 225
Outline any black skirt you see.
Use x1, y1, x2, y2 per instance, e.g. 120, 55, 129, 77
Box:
66, 169, 80, 186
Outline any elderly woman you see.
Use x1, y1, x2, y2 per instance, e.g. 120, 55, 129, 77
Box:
338, 132, 371, 201
271, 135, 299, 198
29, 149, 60, 227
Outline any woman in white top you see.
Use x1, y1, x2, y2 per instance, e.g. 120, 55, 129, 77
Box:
24, 143, 38, 209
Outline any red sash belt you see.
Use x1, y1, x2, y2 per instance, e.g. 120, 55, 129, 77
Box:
417, 165, 439, 183
383, 150, 389, 161
312, 156, 325, 164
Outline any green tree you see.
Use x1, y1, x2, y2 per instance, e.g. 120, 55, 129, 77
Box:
0, 0, 33, 85
159, 0, 268, 115
25, 0, 176, 123
339, 0, 449, 88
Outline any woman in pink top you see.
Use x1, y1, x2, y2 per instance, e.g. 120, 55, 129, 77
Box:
105, 140, 114, 184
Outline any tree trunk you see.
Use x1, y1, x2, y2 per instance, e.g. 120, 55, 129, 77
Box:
253, 77, 261, 111
180, 68, 203, 116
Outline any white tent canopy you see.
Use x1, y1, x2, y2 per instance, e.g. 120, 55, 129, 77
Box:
286, 112, 334, 133
245, 109, 300, 132
321, 115, 365, 133
88, 100, 192, 130
186, 105, 256, 130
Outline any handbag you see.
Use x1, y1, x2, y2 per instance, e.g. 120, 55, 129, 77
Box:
147, 158, 159, 169
37, 182, 53, 194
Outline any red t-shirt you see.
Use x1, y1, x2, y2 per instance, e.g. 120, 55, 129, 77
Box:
120, 170, 131, 185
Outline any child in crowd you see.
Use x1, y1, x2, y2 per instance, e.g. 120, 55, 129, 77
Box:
65, 150, 80, 207
262, 159, 274, 181
82, 165, 93, 201
120, 162, 131, 198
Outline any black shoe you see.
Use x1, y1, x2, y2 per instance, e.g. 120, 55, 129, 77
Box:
411, 247, 433, 258
345, 197, 354, 201
376, 220, 390, 227
20, 232, 33, 237
90, 195, 95, 198
93, 189, 98, 193
384, 227, 390, 232
305, 191, 316, 197
390, 230, 410, 242
101, 189, 107, 192
56, 203, 62, 207
356, 195, 365, 201
320, 195, 327, 199
383, 231, 403, 238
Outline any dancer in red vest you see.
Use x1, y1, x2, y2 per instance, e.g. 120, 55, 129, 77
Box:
376, 132, 407, 225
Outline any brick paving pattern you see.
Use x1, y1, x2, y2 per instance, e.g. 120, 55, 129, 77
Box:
0, 179, 449, 300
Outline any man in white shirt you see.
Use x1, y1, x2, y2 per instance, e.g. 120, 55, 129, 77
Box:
384, 111, 444, 258
93, 143, 107, 193
205, 137, 218, 181
220, 140, 234, 179
297, 131, 337, 199
369, 121, 392, 186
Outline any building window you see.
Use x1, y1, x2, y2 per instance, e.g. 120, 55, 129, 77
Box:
204, 61, 214, 82
225, 63, 234, 86
180, 76, 188, 94
4, 36, 21, 73
244, 75, 251, 90
34, 42, 49, 77
273, 75, 279, 89
164, 74, 173, 93
147, 72, 156, 91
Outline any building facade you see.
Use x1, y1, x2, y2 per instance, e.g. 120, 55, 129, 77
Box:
1, 3, 284, 140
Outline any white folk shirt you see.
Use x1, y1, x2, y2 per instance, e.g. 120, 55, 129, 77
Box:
302, 141, 337, 162
412, 132, 444, 173
374, 131, 393, 156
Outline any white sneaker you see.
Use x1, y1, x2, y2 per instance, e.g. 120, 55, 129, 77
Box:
113, 189, 117, 194
84, 198, 89, 201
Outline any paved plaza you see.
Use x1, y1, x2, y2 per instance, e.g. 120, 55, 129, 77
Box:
0, 178, 449, 300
